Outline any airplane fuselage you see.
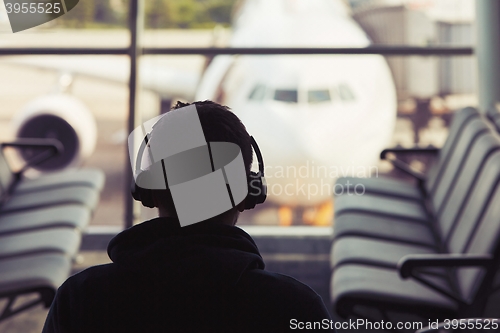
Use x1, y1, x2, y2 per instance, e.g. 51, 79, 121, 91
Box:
196, 0, 397, 206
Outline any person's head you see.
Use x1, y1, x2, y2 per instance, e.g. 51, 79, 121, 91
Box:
151, 100, 253, 226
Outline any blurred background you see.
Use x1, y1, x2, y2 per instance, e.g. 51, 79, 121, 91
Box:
0, 0, 476, 228
0, 0, 479, 331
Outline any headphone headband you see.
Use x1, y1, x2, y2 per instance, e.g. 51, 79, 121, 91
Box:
250, 135, 265, 176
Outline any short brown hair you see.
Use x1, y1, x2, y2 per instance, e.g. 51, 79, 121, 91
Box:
172, 100, 253, 175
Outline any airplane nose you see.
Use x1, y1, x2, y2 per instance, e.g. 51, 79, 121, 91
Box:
241, 104, 312, 164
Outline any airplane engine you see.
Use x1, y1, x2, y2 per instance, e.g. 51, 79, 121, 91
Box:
11, 94, 97, 171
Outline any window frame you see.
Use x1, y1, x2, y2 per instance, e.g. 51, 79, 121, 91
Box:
0, 0, 474, 228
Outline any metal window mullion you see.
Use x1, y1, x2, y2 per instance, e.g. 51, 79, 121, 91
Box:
142, 46, 474, 56
124, 0, 144, 229
0, 46, 473, 56
0, 25, 475, 231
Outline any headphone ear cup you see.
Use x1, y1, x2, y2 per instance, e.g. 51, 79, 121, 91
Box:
131, 181, 141, 201
131, 178, 156, 208
140, 188, 155, 208
245, 171, 267, 210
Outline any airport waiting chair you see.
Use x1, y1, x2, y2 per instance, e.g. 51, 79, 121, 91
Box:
0, 139, 104, 322
1, 138, 104, 193
0, 220, 85, 321
334, 117, 492, 235
0, 205, 90, 259
331, 130, 500, 269
330, 151, 500, 323
14, 168, 104, 194
490, 116, 500, 133
334, 118, 499, 247
0, 138, 102, 256
486, 105, 500, 121
0, 253, 71, 322
485, 106, 500, 133
0, 205, 90, 235
0, 138, 103, 213
0, 185, 99, 214
334, 107, 479, 201
0, 228, 81, 259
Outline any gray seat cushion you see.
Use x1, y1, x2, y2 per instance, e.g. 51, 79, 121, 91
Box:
331, 265, 458, 319
0, 253, 71, 301
331, 237, 436, 269
427, 118, 492, 214
0, 228, 81, 259
333, 213, 436, 247
15, 168, 105, 194
334, 176, 422, 201
0, 205, 90, 234
334, 194, 429, 222
332, 131, 500, 250
334, 118, 491, 224
0, 186, 99, 213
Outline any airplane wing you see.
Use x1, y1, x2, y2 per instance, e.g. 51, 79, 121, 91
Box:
2, 56, 200, 101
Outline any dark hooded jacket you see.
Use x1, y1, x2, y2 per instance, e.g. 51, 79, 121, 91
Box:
42, 218, 332, 333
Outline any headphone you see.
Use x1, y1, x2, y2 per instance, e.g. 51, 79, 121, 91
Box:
131, 134, 267, 211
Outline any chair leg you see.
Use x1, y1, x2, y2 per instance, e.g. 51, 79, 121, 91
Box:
0, 293, 47, 322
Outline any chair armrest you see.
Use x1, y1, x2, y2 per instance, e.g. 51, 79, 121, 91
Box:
1, 139, 64, 175
398, 254, 493, 279
1, 138, 64, 154
384, 155, 426, 182
380, 147, 439, 160
380, 147, 437, 183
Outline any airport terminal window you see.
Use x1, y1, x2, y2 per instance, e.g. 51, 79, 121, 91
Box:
274, 89, 298, 103
248, 84, 266, 101
338, 84, 356, 101
308, 89, 331, 103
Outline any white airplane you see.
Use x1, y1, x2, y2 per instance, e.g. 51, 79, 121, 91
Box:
3, 0, 397, 225
199, 0, 396, 224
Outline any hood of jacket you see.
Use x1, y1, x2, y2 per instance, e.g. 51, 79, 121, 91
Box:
106, 217, 265, 287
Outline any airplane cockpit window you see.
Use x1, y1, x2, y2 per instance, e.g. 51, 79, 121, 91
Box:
308, 89, 331, 103
338, 83, 356, 101
248, 84, 266, 101
274, 89, 298, 103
